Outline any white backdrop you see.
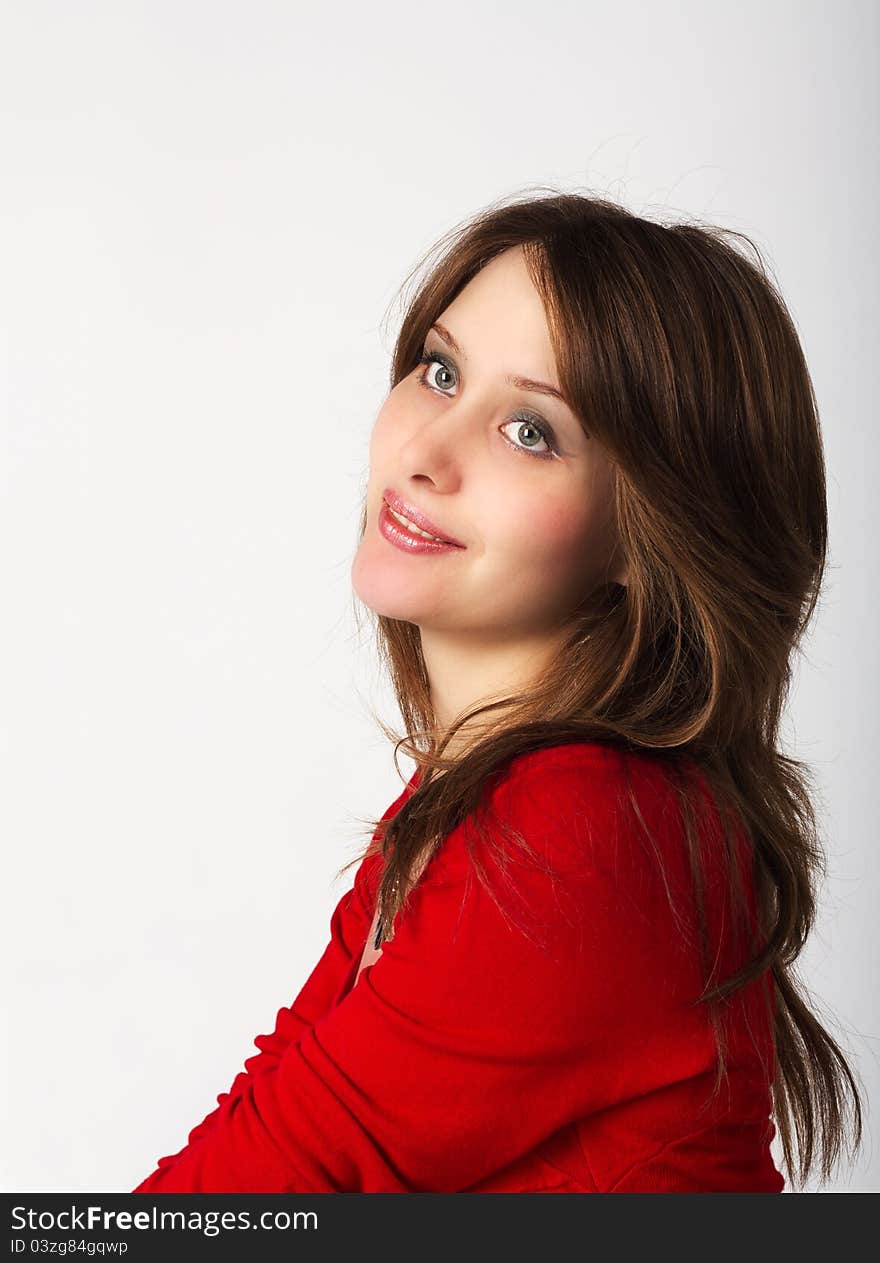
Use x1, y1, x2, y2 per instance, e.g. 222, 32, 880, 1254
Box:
1, 0, 876, 1193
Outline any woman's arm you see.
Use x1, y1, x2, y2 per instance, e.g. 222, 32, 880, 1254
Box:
137, 777, 416, 1176
136, 857, 379, 1178
132, 748, 758, 1194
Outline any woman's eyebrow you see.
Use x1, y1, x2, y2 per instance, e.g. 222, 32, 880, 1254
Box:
429, 322, 570, 405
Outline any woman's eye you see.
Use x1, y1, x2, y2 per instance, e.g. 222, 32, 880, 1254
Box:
499, 418, 556, 458
417, 352, 457, 393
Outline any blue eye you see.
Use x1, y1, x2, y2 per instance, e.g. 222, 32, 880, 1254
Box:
415, 350, 560, 461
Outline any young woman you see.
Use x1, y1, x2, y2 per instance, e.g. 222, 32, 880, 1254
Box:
133, 189, 864, 1194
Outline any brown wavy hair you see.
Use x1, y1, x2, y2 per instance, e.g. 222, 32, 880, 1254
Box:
339, 186, 864, 1190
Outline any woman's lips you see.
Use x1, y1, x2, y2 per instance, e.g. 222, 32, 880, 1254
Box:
378, 502, 465, 554
381, 487, 464, 546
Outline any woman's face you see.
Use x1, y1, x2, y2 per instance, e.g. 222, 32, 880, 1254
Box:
351, 245, 626, 640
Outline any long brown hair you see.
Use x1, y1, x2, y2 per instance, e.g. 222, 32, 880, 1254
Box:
340, 187, 864, 1190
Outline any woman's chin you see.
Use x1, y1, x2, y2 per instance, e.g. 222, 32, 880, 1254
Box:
351, 564, 417, 624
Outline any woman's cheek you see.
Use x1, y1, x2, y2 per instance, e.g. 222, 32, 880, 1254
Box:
527, 502, 591, 567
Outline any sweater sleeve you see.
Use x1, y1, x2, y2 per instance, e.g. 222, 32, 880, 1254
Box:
131, 748, 722, 1194
135, 862, 377, 1177
134, 778, 415, 1175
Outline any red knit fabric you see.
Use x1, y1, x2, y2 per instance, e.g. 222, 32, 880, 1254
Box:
132, 742, 785, 1193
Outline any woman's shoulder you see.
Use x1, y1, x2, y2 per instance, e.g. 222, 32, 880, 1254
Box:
475, 741, 725, 889
373, 741, 708, 889
495, 740, 686, 812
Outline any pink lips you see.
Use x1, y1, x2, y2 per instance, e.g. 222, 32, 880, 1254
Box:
378, 496, 465, 556
381, 487, 465, 547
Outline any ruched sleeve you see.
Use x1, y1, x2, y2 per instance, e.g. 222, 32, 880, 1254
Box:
134, 780, 412, 1175
132, 746, 747, 1193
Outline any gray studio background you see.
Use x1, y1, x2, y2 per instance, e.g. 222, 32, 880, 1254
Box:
1, 0, 876, 1192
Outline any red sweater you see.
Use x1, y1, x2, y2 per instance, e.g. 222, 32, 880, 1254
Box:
132, 742, 784, 1193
